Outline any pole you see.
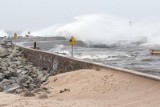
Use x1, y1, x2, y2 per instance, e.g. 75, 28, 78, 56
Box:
71, 44, 73, 58
34, 42, 36, 49
15, 39, 16, 45
129, 21, 132, 28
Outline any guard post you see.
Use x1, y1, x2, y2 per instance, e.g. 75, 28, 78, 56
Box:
34, 42, 36, 49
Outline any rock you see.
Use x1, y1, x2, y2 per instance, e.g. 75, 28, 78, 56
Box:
21, 70, 29, 75
19, 76, 34, 88
59, 90, 64, 93
7, 86, 21, 93
16, 52, 22, 56
0, 53, 9, 58
31, 74, 37, 78
17, 65, 24, 69
0, 84, 4, 92
12, 61, 21, 66
9, 77, 20, 83
4, 72, 18, 79
42, 87, 48, 90
1, 79, 13, 85
19, 76, 30, 86
22, 83, 29, 87
7, 67, 14, 72
41, 75, 48, 82
0, 73, 5, 82
29, 84, 36, 90
0, 58, 2, 62
6, 48, 12, 52
0, 62, 8, 68
25, 79, 31, 84
38, 94, 48, 99
17, 69, 22, 73
33, 88, 44, 93
2, 67, 7, 71
3, 70, 10, 74
0, 46, 48, 95
22, 87, 28, 92
33, 87, 50, 94
37, 71, 44, 78
24, 91, 35, 97
53, 78, 58, 82
9, 64, 17, 69
59, 88, 70, 93
16, 57, 23, 61
25, 65, 33, 69
32, 78, 41, 88
15, 88, 23, 94
3, 85, 12, 91
9, 52, 17, 58
0, 46, 5, 54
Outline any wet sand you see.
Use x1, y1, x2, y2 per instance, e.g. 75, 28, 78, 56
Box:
1, 69, 160, 107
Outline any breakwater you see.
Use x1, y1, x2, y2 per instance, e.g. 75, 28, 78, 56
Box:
8, 36, 86, 50
19, 46, 93, 75
0, 45, 50, 95
19, 46, 160, 81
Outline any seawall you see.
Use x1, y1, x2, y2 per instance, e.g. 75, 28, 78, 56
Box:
10, 36, 66, 42
8, 36, 86, 50
19, 46, 93, 75
19, 46, 160, 81
23, 40, 86, 50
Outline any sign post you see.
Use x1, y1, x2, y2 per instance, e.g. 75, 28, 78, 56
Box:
14, 32, 17, 38
13, 32, 18, 44
27, 31, 30, 37
69, 36, 76, 57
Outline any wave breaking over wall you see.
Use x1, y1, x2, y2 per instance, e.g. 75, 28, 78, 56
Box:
30, 14, 160, 46
1, 14, 160, 46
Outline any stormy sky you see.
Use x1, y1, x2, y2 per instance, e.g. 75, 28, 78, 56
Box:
0, 0, 159, 30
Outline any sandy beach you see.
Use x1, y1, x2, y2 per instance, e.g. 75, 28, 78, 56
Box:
0, 68, 160, 107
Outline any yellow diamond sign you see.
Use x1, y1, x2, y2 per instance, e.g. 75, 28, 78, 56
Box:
13, 32, 18, 39
69, 36, 76, 45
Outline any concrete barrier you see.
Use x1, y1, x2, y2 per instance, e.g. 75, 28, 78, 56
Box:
22, 40, 86, 50
10, 36, 66, 42
18, 46, 160, 81
19, 46, 93, 75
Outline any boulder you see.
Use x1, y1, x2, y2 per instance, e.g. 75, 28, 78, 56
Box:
24, 91, 35, 97
7, 86, 21, 93
38, 94, 48, 99
0, 46, 48, 95
0, 73, 5, 82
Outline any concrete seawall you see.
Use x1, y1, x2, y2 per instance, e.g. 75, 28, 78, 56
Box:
19, 46, 160, 80
10, 36, 86, 50
19, 46, 93, 75
10, 36, 66, 42
23, 40, 86, 50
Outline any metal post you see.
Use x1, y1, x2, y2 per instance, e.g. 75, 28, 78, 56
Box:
34, 42, 36, 49
71, 44, 73, 58
15, 39, 16, 45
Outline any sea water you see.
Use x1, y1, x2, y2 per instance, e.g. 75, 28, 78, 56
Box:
48, 44, 160, 76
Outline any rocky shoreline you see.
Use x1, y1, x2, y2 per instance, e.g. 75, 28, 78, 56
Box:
0, 42, 50, 97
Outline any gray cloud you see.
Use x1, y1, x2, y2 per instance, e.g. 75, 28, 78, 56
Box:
0, 0, 160, 30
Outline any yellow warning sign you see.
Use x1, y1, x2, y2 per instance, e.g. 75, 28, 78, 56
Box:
28, 31, 30, 35
69, 36, 76, 45
13, 32, 18, 39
